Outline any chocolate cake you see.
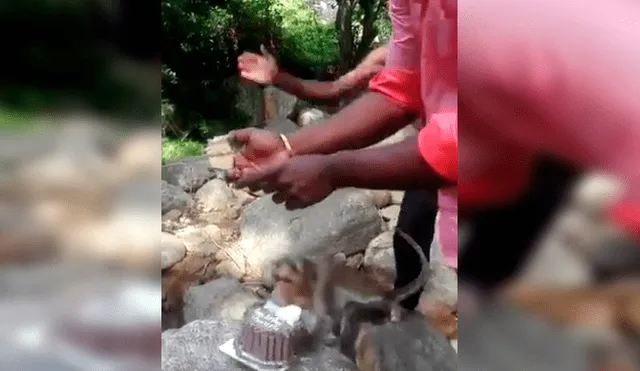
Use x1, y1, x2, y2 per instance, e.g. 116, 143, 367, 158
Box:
235, 301, 310, 368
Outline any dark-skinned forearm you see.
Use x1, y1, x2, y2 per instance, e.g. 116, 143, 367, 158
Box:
326, 138, 451, 191
288, 92, 415, 155
272, 71, 344, 101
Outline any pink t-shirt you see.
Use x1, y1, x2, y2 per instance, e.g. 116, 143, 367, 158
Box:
370, 0, 459, 268
458, 0, 640, 239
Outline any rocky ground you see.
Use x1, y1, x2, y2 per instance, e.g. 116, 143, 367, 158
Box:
161, 153, 459, 369
161, 92, 459, 369
160, 129, 458, 323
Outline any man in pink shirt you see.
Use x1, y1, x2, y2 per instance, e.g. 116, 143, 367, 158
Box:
456, 0, 640, 284
228, 0, 456, 310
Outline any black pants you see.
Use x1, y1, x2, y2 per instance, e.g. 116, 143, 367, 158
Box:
458, 158, 581, 291
393, 189, 439, 310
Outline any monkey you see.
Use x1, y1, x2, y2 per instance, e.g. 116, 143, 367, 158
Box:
351, 312, 458, 371
330, 228, 431, 362
269, 227, 434, 364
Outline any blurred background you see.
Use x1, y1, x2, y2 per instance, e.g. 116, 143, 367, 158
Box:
0, 0, 160, 369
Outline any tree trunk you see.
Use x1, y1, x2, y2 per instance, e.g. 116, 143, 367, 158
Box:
335, 0, 356, 76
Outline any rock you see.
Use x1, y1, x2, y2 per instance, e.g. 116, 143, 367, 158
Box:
364, 190, 393, 208
215, 259, 246, 280
264, 86, 298, 121
236, 188, 384, 281
161, 232, 187, 270
232, 188, 258, 207
225, 76, 264, 127
364, 231, 395, 275
264, 118, 300, 135
333, 253, 347, 263
161, 319, 356, 371
162, 180, 193, 214
117, 129, 161, 179
175, 225, 223, 255
200, 207, 242, 226
183, 277, 260, 323
205, 135, 233, 157
208, 153, 233, 170
345, 253, 364, 269
162, 254, 218, 329
297, 107, 328, 127
390, 191, 405, 205
359, 313, 457, 371
194, 179, 238, 211
423, 259, 458, 307
162, 156, 219, 193
163, 209, 182, 223
380, 205, 401, 229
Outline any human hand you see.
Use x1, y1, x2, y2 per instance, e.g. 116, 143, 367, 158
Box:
225, 128, 290, 184
237, 45, 278, 85
234, 154, 336, 210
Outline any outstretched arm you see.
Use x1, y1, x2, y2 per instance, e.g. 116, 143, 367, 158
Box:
286, 91, 416, 155
327, 138, 450, 191
328, 110, 457, 190
272, 45, 387, 101
284, 2, 423, 155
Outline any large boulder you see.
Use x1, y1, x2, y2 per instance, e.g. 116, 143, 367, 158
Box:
297, 107, 328, 127
161, 232, 187, 270
264, 86, 298, 121
364, 231, 395, 275
183, 277, 260, 324
161, 318, 356, 371
162, 156, 220, 193
263, 118, 300, 135
161, 180, 193, 214
234, 188, 384, 281
194, 179, 238, 211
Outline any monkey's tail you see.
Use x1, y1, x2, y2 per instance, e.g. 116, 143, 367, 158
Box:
389, 227, 430, 304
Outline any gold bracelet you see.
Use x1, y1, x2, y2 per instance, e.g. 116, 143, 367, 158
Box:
279, 133, 293, 156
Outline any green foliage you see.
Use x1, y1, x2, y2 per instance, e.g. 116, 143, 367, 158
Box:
162, 138, 205, 163
162, 0, 282, 139
274, 0, 338, 69
162, 0, 391, 140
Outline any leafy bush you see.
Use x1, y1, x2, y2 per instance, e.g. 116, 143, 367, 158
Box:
274, 0, 338, 72
162, 138, 205, 163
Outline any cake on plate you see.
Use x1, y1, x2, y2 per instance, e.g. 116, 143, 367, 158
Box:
235, 300, 310, 367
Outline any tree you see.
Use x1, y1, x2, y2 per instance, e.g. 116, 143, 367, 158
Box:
335, 0, 388, 75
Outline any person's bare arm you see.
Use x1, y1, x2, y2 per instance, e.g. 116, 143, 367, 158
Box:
286, 91, 415, 155
272, 44, 388, 101
356, 44, 388, 67
326, 138, 449, 190
271, 72, 344, 101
